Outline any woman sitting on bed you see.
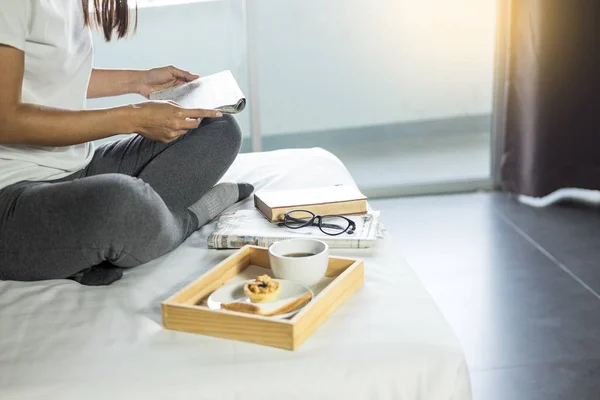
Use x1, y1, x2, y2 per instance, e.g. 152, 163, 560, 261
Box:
0, 0, 253, 285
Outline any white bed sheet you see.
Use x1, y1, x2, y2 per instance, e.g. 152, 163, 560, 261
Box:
0, 148, 471, 400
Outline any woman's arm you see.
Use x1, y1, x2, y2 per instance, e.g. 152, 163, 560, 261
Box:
0, 45, 132, 145
0, 45, 221, 146
87, 66, 199, 99
87, 68, 144, 99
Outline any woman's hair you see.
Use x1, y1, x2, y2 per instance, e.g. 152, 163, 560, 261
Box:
82, 0, 138, 42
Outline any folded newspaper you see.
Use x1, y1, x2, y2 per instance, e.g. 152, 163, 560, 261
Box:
207, 209, 381, 249
149, 70, 246, 114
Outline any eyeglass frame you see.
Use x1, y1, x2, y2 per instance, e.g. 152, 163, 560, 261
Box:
277, 209, 356, 236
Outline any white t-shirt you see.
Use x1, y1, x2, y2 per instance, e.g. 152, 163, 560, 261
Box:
0, 0, 94, 190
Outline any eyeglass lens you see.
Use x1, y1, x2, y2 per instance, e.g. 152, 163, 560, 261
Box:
320, 215, 351, 235
284, 210, 314, 228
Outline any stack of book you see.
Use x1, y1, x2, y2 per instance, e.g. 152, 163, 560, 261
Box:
207, 185, 382, 249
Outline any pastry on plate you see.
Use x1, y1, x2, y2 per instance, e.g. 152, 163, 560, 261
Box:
243, 275, 281, 303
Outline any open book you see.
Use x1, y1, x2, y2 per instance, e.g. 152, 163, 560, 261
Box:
149, 70, 246, 114
207, 209, 381, 249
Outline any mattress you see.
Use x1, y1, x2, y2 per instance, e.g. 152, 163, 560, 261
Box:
0, 148, 471, 400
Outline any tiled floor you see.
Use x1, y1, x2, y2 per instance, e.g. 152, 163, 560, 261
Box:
370, 192, 600, 400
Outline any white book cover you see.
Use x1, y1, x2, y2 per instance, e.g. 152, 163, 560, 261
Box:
256, 186, 367, 208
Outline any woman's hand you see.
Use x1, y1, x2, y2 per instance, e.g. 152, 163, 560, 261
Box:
131, 101, 222, 143
137, 65, 199, 98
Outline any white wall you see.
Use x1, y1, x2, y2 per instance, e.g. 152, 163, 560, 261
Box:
88, 0, 496, 137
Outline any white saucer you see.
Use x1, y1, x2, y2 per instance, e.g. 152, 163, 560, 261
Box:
207, 279, 313, 319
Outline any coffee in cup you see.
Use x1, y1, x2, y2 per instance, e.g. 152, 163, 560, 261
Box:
268, 239, 329, 286
282, 252, 316, 258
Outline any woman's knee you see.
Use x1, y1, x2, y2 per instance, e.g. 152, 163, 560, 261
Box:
82, 174, 170, 236
197, 114, 242, 156
87, 174, 154, 216
218, 114, 242, 148
84, 174, 182, 260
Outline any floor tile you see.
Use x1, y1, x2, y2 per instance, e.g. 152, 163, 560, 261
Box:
371, 194, 600, 373
471, 359, 600, 400
491, 194, 600, 296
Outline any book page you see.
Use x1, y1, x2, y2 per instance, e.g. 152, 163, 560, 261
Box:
149, 70, 246, 113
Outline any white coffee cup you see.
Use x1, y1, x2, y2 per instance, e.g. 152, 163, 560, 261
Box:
268, 239, 329, 286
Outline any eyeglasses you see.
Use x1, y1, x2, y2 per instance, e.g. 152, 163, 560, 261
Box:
278, 210, 356, 236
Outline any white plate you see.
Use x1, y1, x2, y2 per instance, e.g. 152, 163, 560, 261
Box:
207, 279, 313, 319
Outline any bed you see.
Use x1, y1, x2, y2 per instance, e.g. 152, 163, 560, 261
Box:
0, 148, 471, 399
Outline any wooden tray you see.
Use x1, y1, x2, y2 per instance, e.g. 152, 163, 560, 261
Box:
162, 245, 364, 350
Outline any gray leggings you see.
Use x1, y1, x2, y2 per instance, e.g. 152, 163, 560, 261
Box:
0, 115, 241, 281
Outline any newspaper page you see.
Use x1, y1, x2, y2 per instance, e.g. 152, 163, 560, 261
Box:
208, 210, 381, 249
149, 70, 246, 114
